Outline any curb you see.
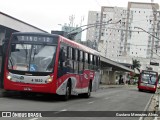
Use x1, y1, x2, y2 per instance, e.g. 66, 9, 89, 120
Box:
139, 94, 155, 120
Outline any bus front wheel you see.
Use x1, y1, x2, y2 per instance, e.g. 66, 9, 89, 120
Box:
138, 89, 142, 92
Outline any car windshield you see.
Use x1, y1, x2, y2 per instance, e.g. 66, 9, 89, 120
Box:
8, 43, 56, 72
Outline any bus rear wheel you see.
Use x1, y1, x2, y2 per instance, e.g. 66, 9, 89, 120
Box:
83, 82, 92, 98
62, 81, 71, 101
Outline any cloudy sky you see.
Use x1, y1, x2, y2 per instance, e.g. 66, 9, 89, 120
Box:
0, 0, 159, 39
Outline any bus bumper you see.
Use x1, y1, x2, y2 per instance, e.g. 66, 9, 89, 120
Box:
4, 81, 55, 94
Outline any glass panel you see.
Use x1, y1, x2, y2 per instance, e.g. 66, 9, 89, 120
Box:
8, 43, 56, 72
141, 73, 157, 84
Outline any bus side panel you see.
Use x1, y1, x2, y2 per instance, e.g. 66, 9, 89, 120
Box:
92, 71, 100, 91
56, 74, 81, 95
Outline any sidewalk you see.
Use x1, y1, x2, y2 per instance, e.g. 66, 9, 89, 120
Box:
143, 93, 158, 120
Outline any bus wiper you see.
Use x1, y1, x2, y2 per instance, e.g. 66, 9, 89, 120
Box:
9, 57, 14, 69
32, 50, 37, 61
21, 44, 28, 62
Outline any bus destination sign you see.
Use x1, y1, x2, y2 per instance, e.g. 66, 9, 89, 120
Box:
17, 36, 53, 43
142, 71, 156, 75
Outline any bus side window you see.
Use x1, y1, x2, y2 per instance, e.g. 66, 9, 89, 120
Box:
85, 52, 88, 69
59, 47, 66, 67
58, 45, 67, 78
90, 54, 93, 70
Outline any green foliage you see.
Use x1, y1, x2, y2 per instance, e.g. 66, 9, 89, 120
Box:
132, 59, 141, 69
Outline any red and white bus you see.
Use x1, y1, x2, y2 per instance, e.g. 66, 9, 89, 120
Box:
138, 70, 158, 93
3, 32, 101, 100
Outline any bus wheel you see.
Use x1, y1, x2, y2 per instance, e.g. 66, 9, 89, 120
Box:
62, 81, 71, 101
138, 89, 142, 92
83, 82, 92, 98
2, 90, 9, 97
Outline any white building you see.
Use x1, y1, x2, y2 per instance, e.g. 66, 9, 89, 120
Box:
86, 11, 101, 49
98, 6, 127, 58
86, 7, 127, 58
124, 2, 160, 58
86, 2, 160, 73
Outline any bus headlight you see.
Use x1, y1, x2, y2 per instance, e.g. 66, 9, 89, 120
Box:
47, 76, 53, 83
7, 75, 12, 80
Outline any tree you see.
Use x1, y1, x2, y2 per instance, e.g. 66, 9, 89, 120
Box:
132, 59, 141, 72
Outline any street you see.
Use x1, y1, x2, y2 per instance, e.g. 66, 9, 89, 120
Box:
0, 86, 153, 120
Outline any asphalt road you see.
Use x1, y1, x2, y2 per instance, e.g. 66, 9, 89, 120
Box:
0, 86, 153, 120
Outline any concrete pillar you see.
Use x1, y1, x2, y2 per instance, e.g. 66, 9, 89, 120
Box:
101, 70, 109, 84
101, 69, 117, 84
109, 71, 116, 84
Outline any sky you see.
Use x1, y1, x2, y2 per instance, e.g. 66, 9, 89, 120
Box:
0, 0, 160, 40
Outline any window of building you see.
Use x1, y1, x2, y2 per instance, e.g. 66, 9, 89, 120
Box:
101, 33, 104, 36
103, 14, 106, 18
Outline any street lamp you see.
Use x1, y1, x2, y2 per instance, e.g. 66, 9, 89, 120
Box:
67, 20, 121, 40
67, 19, 112, 35
134, 26, 160, 40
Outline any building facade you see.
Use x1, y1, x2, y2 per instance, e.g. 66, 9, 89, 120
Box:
98, 6, 127, 58
86, 2, 160, 73
86, 11, 101, 49
124, 2, 160, 58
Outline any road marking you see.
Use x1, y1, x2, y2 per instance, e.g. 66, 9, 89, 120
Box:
139, 95, 154, 120
29, 118, 38, 120
105, 97, 109, 100
154, 117, 157, 120
54, 109, 67, 114
88, 101, 94, 104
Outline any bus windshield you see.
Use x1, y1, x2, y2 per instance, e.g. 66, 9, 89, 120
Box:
141, 73, 157, 85
8, 43, 56, 72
